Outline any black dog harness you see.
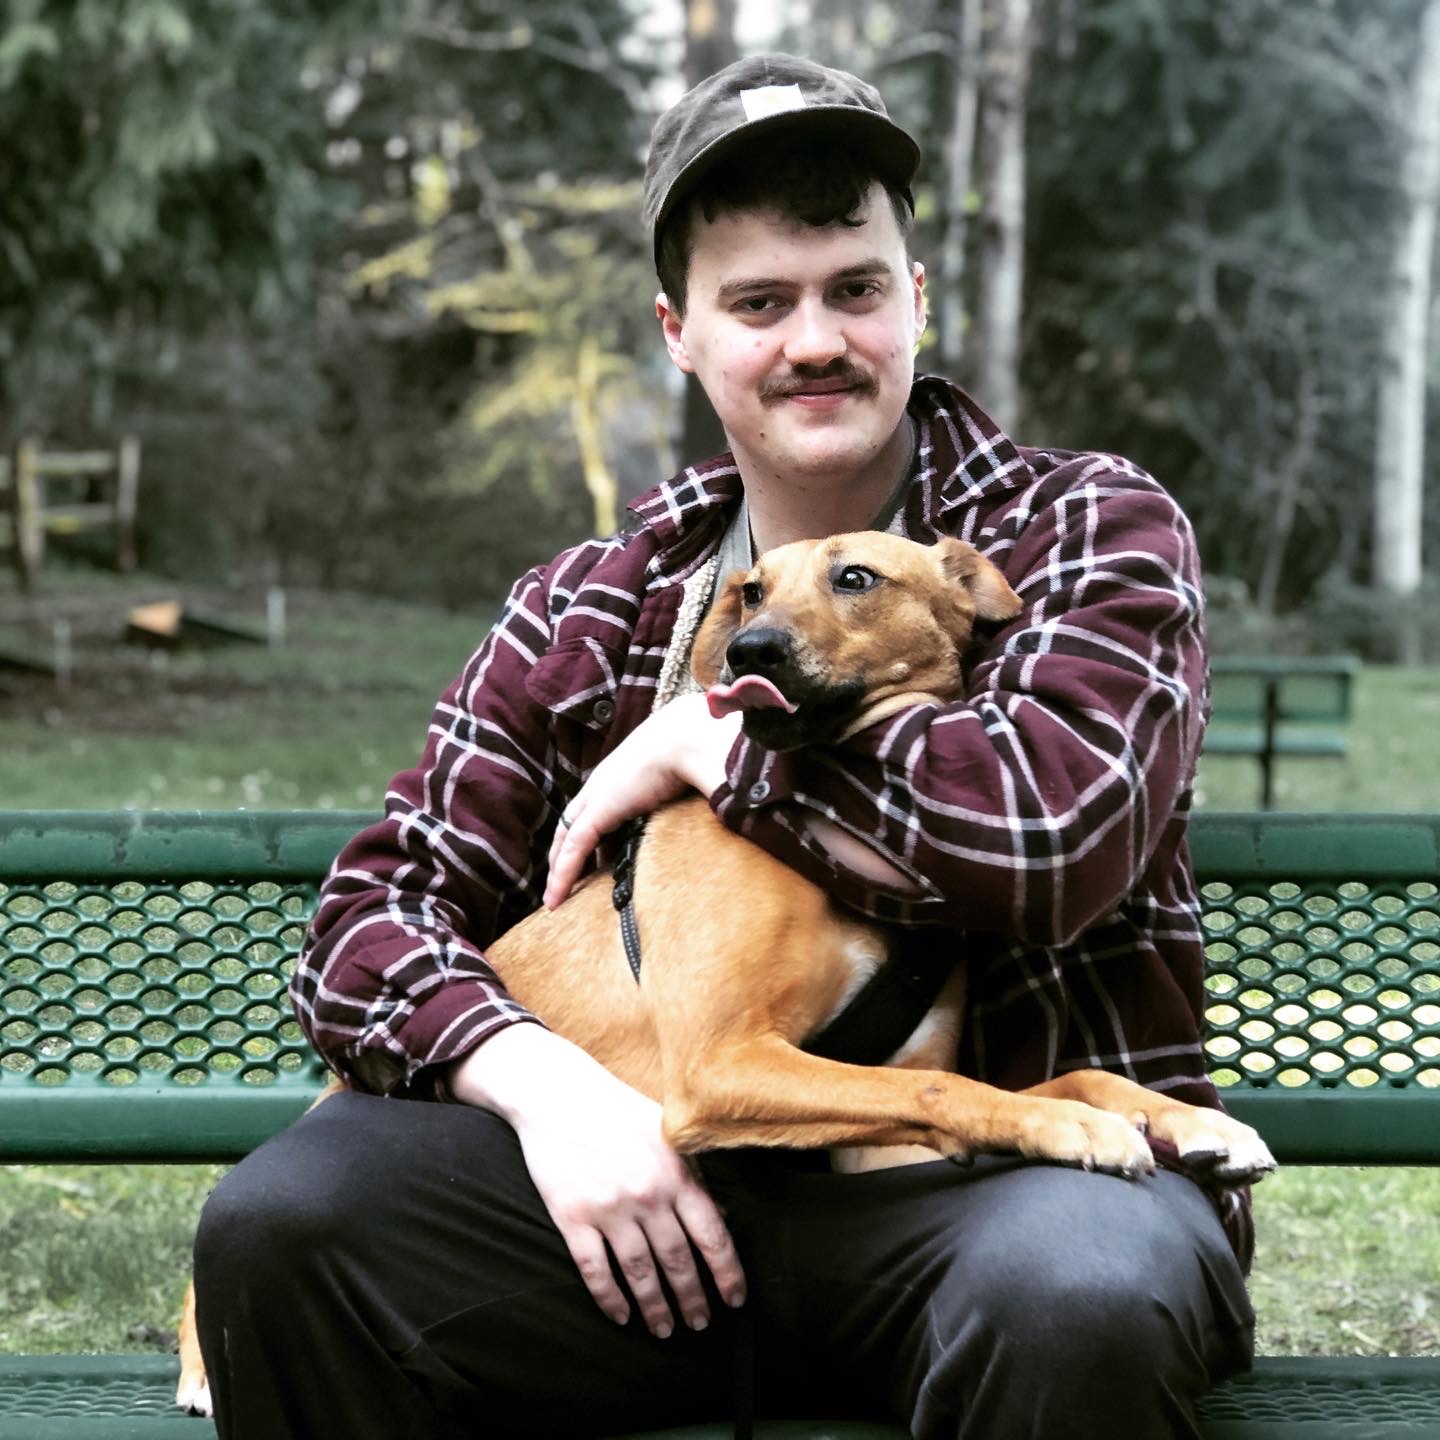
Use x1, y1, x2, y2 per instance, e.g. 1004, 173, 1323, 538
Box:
609, 819, 952, 1062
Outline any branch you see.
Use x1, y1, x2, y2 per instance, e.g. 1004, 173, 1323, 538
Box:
405, 15, 645, 111
1259, 32, 1403, 132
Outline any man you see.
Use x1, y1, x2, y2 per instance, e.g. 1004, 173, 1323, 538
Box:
195, 54, 1254, 1440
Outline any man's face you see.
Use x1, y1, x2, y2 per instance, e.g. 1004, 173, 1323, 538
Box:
657, 184, 925, 486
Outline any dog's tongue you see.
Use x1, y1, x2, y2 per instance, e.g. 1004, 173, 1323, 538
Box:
706, 674, 799, 720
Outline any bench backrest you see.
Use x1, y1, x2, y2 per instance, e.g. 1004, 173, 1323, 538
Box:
1209, 657, 1359, 726
1, 811, 1436, 1165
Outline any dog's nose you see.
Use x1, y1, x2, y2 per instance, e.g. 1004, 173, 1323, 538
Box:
727, 627, 792, 677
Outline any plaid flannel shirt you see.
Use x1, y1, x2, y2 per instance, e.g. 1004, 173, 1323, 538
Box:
291, 375, 1251, 1267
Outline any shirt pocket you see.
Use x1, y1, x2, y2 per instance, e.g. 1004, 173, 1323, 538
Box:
523, 636, 623, 732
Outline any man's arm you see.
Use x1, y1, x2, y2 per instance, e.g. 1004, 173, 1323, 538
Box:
291, 562, 561, 1094
711, 459, 1208, 943
546, 460, 1205, 938
447, 1025, 745, 1338
290, 551, 744, 1340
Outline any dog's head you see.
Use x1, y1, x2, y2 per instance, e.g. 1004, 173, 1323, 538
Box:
692, 532, 1022, 751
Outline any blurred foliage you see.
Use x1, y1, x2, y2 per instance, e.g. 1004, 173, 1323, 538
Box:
1, 0, 1437, 635
0, 0, 372, 428
1, 0, 661, 606
786, 0, 1440, 653
1022, 0, 1415, 618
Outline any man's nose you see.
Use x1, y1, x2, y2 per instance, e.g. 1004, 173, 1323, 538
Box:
782, 300, 846, 368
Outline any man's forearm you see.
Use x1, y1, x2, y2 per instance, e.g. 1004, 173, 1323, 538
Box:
446, 1021, 594, 1121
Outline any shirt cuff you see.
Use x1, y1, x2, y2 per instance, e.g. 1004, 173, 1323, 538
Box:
711, 731, 799, 817
390, 977, 547, 1095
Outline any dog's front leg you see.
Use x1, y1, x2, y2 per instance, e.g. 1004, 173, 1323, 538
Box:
660, 1036, 1155, 1176
1026, 1071, 1275, 1184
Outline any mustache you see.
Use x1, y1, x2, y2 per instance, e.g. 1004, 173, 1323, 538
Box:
760, 362, 877, 404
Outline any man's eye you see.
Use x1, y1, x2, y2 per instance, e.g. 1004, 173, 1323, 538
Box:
737, 295, 779, 314
741, 581, 763, 607
832, 565, 881, 593
839, 281, 880, 300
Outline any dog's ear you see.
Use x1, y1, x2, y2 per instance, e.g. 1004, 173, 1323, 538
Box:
691, 568, 748, 687
935, 539, 1023, 624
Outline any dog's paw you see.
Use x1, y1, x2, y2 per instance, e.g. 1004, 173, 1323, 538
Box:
1149, 1110, 1277, 1186
175, 1372, 213, 1418
1015, 1101, 1155, 1180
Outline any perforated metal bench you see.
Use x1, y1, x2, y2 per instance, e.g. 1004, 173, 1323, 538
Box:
1, 810, 1438, 1438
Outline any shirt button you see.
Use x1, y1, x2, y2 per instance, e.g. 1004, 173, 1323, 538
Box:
592, 698, 615, 724
747, 780, 771, 804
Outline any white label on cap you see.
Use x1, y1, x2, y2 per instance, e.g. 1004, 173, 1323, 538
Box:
740, 85, 806, 121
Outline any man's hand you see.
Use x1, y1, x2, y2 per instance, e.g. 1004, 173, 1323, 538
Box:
545, 694, 741, 908
448, 1024, 746, 1337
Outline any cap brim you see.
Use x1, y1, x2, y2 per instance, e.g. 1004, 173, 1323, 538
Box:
650, 107, 920, 263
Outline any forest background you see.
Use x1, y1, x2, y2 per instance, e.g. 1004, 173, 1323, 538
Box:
4, 0, 1439, 659
3, 0, 1440, 1366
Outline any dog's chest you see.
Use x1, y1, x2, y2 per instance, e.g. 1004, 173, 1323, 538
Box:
818, 931, 891, 1028
808, 920, 965, 1071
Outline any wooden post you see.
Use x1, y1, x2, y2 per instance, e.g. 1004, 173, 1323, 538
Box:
12, 438, 44, 591
52, 620, 73, 691
114, 436, 141, 572
266, 587, 287, 648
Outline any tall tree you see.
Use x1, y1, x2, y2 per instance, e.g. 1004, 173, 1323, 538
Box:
0, 0, 372, 442
1374, 0, 1440, 607
678, 0, 739, 465
971, 0, 1033, 431
1023, 0, 1398, 616
936, 0, 983, 370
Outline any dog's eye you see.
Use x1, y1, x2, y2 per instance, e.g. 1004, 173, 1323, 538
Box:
832, 564, 880, 594
741, 581, 763, 608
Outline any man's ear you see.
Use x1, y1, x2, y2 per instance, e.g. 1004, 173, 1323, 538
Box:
691, 569, 747, 687
656, 292, 695, 375
935, 538, 1023, 623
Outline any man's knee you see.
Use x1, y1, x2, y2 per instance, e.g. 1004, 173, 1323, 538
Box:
192, 1097, 396, 1305
961, 1171, 1206, 1349
194, 1144, 337, 1301
916, 1166, 1252, 1427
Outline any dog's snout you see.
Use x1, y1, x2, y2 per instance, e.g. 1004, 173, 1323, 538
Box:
726, 627, 792, 677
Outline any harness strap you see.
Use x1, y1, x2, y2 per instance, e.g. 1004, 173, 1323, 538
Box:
612, 823, 951, 1063
610, 821, 645, 984
802, 933, 954, 1065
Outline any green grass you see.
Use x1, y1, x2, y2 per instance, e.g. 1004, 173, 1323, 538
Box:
1250, 1168, 1440, 1356
0, 581, 491, 809
0, 1165, 226, 1354
1, 581, 1438, 1357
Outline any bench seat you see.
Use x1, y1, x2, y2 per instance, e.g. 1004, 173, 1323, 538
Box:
2, 808, 1438, 1436
2, 1355, 1439, 1439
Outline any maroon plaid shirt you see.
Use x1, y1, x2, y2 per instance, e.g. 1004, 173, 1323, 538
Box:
291, 375, 1251, 1266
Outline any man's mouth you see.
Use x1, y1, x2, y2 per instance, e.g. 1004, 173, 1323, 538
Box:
765, 371, 875, 407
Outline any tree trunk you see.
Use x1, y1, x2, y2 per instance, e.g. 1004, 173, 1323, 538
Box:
684, 0, 739, 88
679, 0, 738, 464
972, 0, 1033, 433
1373, 0, 1440, 608
938, 0, 983, 371
571, 336, 619, 537
1255, 351, 1318, 616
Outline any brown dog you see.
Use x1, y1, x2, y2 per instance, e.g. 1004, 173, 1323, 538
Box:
176, 531, 1273, 1414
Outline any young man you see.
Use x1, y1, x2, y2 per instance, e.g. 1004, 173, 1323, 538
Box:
195, 55, 1254, 1439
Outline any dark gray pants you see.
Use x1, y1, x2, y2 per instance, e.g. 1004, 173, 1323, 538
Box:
194, 1090, 1253, 1440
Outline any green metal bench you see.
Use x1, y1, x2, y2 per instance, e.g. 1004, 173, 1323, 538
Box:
1204, 658, 1360, 810
1, 809, 1438, 1438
